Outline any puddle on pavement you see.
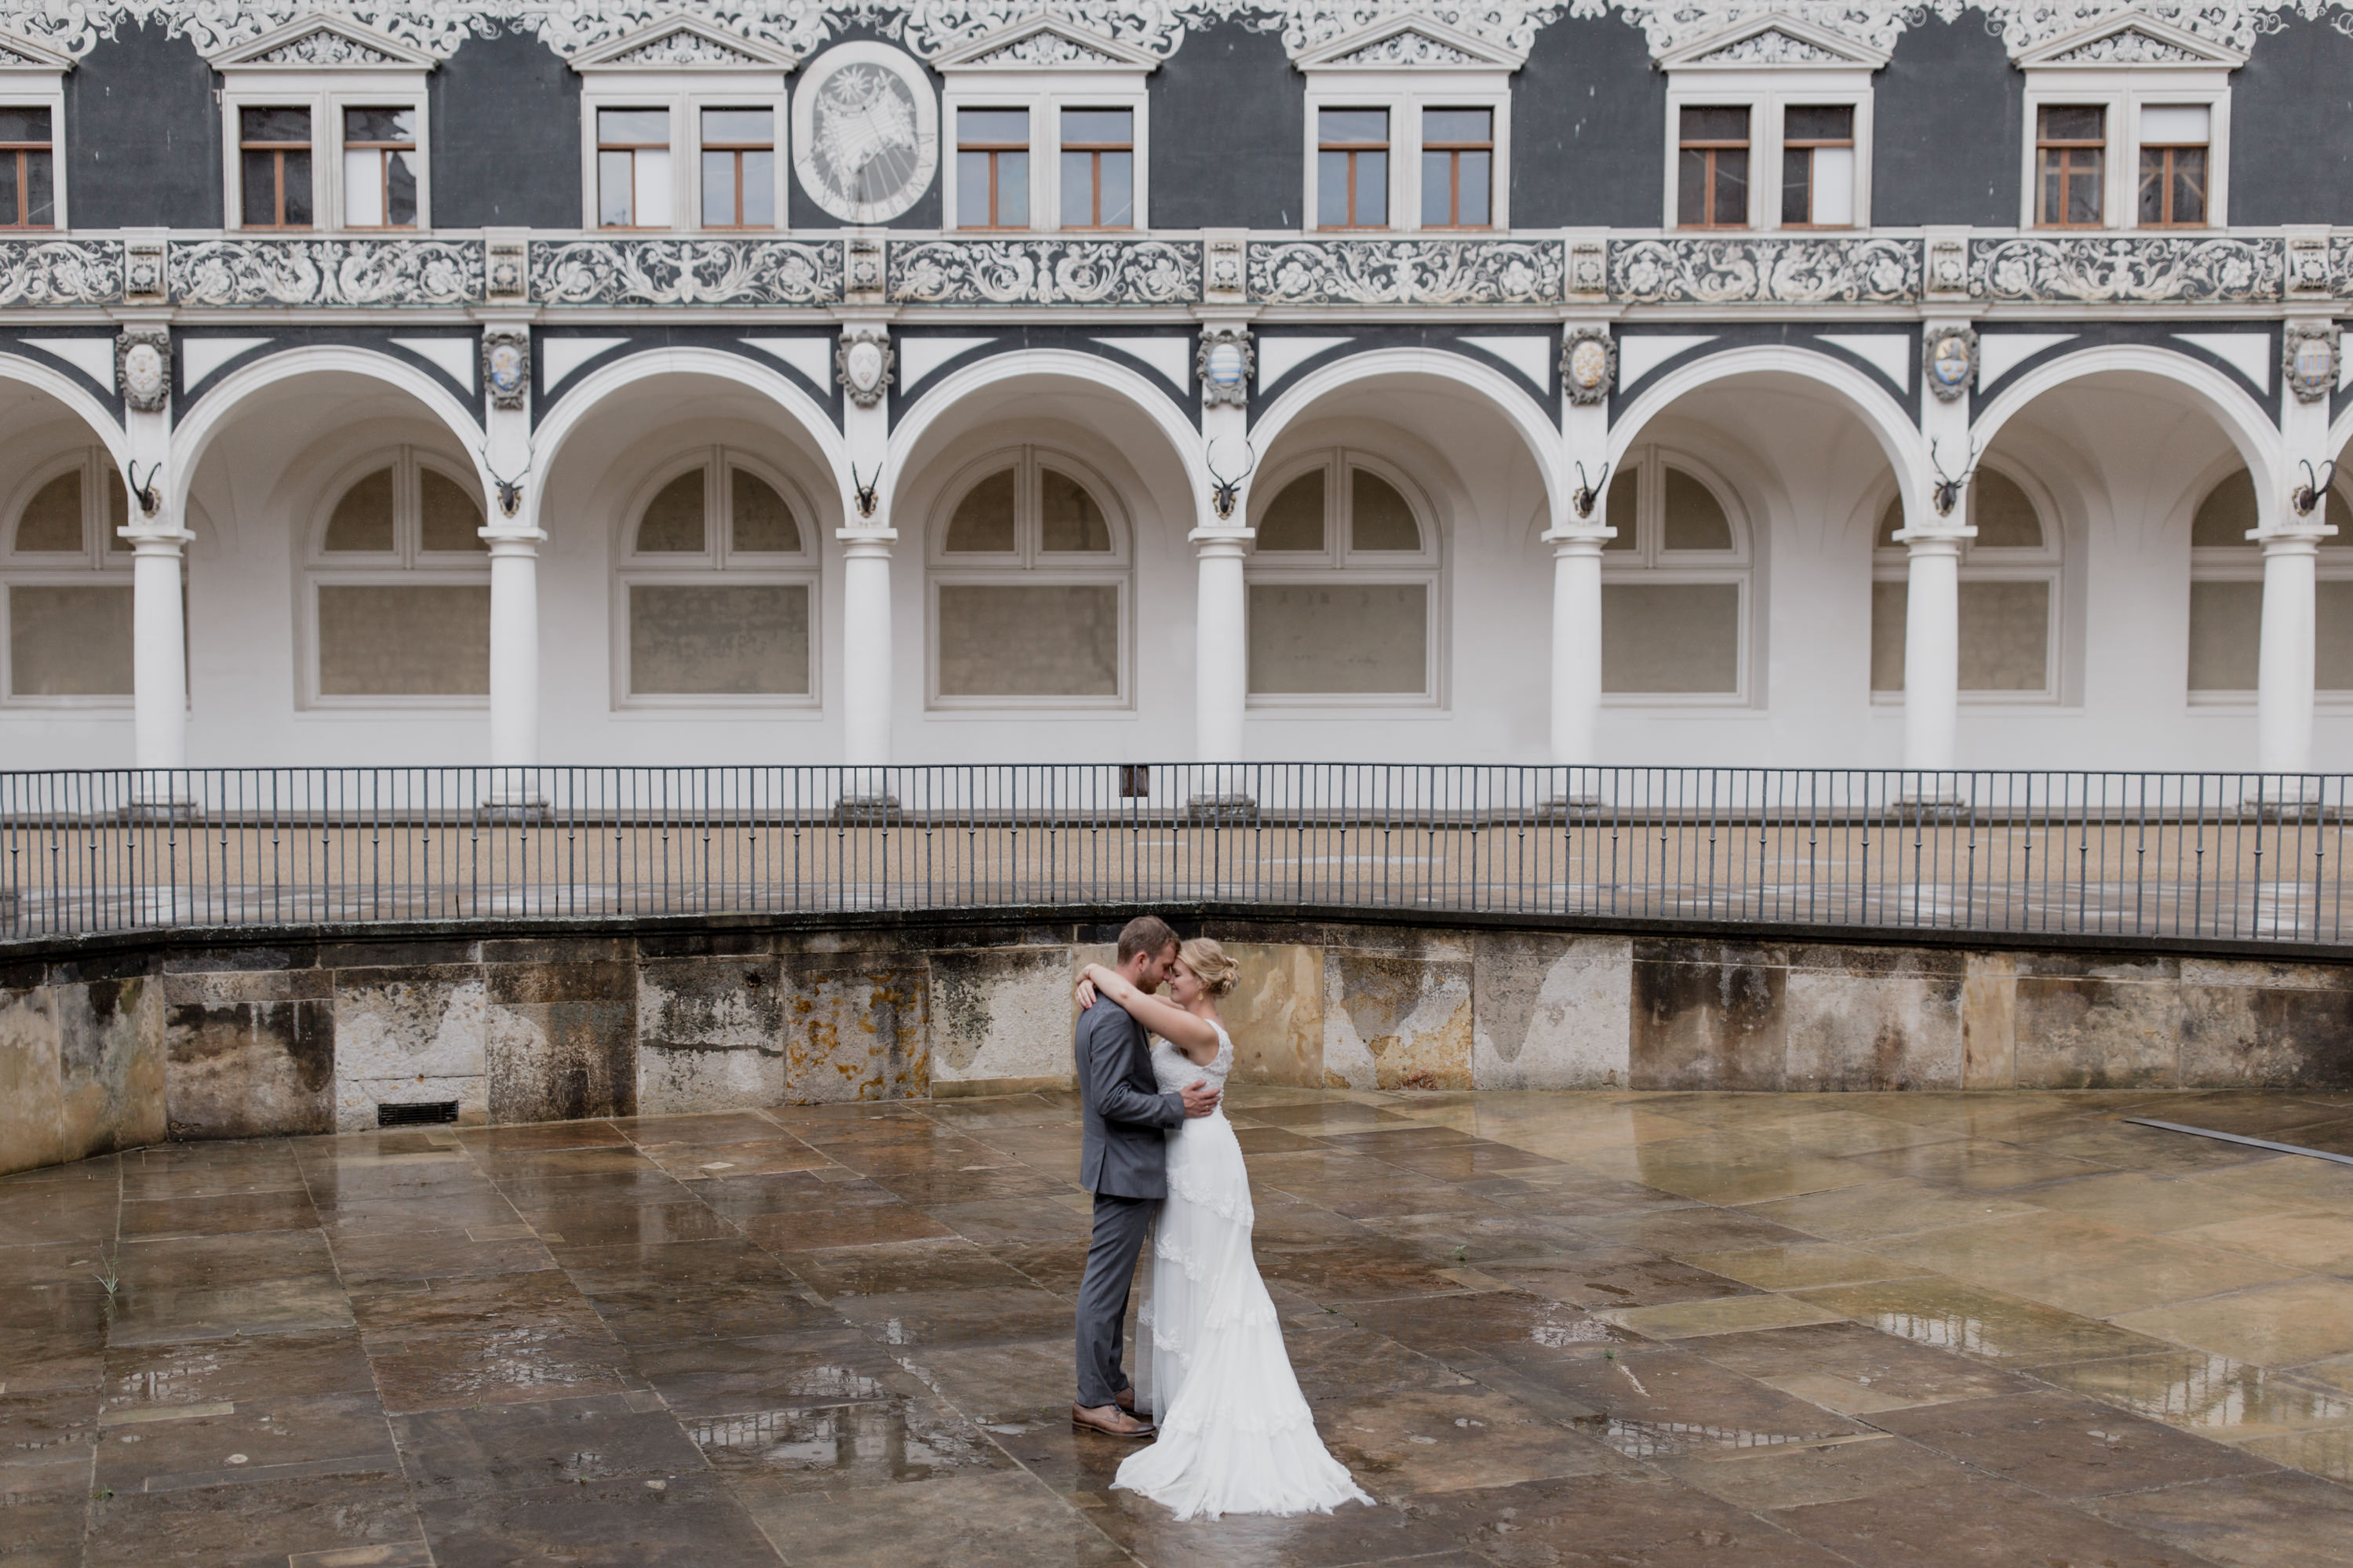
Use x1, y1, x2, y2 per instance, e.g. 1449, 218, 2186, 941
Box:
688, 1398, 993, 1483
2040, 1352, 2353, 1435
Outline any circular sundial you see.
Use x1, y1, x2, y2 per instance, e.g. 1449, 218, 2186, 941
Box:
792, 42, 938, 224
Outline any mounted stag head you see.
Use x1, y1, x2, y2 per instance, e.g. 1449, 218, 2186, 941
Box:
124, 460, 162, 517
1929, 437, 1980, 519
2293, 458, 2337, 518
479, 447, 527, 518
1572, 460, 1611, 522
1207, 439, 1256, 522
850, 464, 880, 520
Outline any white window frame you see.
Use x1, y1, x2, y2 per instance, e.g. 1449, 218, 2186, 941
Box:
210, 20, 435, 235
2014, 19, 2242, 231
1655, 20, 1885, 232
2186, 465, 2353, 705
925, 445, 1133, 713
299, 446, 490, 712
574, 21, 796, 233
1600, 446, 1754, 708
1294, 20, 1520, 234
1244, 446, 1446, 710
1871, 460, 2066, 705
610, 446, 822, 711
934, 20, 1154, 233
1, 446, 133, 709
0, 31, 71, 231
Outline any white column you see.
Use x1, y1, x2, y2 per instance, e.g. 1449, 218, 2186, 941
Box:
120, 340, 185, 780
479, 323, 541, 803
835, 320, 895, 784
1899, 533, 1965, 772
2258, 533, 2318, 775
1546, 387, 1611, 771
838, 532, 895, 768
1192, 533, 1248, 762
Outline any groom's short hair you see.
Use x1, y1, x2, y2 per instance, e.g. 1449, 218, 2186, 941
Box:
1116, 915, 1180, 964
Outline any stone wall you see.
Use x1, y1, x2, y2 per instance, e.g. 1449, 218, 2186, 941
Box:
4, 916, 2351, 1174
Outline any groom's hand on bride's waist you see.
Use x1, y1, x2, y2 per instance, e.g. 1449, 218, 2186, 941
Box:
1180, 1080, 1220, 1118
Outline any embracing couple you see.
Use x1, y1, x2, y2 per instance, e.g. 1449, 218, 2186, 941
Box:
1068, 915, 1373, 1522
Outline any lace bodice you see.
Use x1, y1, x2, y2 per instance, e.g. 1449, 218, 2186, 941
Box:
1150, 1022, 1233, 1095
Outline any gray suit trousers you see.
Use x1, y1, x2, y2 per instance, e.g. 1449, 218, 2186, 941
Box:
1074, 1191, 1156, 1410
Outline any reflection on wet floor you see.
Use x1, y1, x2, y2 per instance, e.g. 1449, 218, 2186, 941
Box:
3, 1086, 2352, 1565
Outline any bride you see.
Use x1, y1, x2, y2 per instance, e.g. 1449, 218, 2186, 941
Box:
1074, 938, 1373, 1522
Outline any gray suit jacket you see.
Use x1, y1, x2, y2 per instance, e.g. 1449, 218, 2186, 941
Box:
1075, 995, 1184, 1199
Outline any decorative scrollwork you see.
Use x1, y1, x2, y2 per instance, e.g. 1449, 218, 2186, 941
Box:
0, 240, 123, 307
888, 239, 1200, 304
1249, 239, 1562, 305
530, 239, 842, 305
1969, 235, 2283, 304
1608, 237, 1918, 305
170, 238, 481, 307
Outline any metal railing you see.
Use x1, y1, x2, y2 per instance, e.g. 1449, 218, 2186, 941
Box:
2, 766, 2348, 948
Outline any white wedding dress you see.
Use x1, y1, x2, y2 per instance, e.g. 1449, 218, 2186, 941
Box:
1113, 1023, 1373, 1521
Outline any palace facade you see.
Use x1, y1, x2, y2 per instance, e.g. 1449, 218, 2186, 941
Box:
4, 0, 2353, 774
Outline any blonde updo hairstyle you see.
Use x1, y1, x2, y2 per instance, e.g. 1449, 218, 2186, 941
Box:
1178, 937, 1239, 997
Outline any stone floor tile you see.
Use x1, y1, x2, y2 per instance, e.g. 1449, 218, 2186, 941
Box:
0, 1387, 98, 1468
1654, 1432, 1964, 1510
365, 1325, 640, 1415
690, 1394, 1011, 1493
119, 1154, 306, 1202
891, 1337, 1074, 1426
1565, 1206, 1817, 1257
645, 1142, 837, 1182
2035, 1350, 2353, 1439
1401, 1471, 1850, 1566
451, 1120, 628, 1152
0, 1239, 118, 1289
1869, 1388, 2278, 1498
494, 1165, 705, 1209
116, 1190, 319, 1240
391, 1392, 705, 1496
100, 1330, 377, 1413
1250, 1241, 1470, 1304
1838, 1138, 2114, 1190
93, 1390, 394, 1491
349, 1267, 604, 1344
80, 1472, 422, 1568
1502, 1346, 1869, 1460
1091, 1482, 1457, 1566
2172, 1209, 2353, 1273
1772, 1474, 2206, 1567
2083, 1468, 2353, 1568
101, 1276, 355, 1347
0, 1191, 123, 1247
1316, 1384, 1632, 1495
2185, 1155, 2353, 1213
920, 1194, 1098, 1246
1679, 1242, 1931, 1291
1575, 1144, 1889, 1207
581, 1281, 843, 1348
1337, 1291, 1641, 1365
468, 1147, 656, 1184
833, 1286, 1078, 1348
330, 1231, 558, 1286
1736, 1179, 2047, 1242
2025, 1170, 2316, 1234
737, 1202, 959, 1252
526, 1199, 741, 1250
1683, 1321, 2042, 1414
2113, 1277, 2353, 1367
861, 1165, 1078, 1206
783, 1237, 1044, 1298
1871, 1210, 2305, 1319
2027, 1123, 2282, 1177
1481, 1246, 1761, 1311
1599, 1293, 1847, 1340
113, 1231, 338, 1290
611, 1111, 796, 1148
313, 1191, 525, 1239
2235, 1424, 2353, 1483
742, 1469, 1125, 1568
1346, 1208, 1597, 1266
416, 1471, 780, 1566
1792, 1277, 2181, 1367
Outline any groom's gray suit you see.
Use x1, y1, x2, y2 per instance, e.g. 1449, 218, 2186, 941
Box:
1073, 989, 1186, 1412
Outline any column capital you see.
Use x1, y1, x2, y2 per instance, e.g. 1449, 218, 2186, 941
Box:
481, 528, 547, 554
1187, 527, 1251, 555
1892, 528, 1973, 555
2254, 529, 2329, 557
120, 526, 193, 552
835, 528, 898, 553
1540, 526, 1613, 553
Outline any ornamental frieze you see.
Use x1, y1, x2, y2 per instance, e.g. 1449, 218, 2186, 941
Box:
1608, 237, 1918, 305
0, 240, 123, 307
1969, 235, 2283, 304
170, 238, 482, 307
888, 239, 1200, 305
530, 239, 842, 306
1248, 240, 1563, 306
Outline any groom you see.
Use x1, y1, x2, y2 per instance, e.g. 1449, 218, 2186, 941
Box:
1071, 915, 1221, 1439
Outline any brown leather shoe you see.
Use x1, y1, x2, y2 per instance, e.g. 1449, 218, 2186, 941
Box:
1072, 1402, 1156, 1439
1115, 1386, 1138, 1413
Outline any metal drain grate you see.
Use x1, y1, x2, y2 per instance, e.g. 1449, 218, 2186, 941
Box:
377, 1101, 459, 1128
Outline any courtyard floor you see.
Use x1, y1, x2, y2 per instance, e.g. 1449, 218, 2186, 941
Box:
5, 1087, 2353, 1566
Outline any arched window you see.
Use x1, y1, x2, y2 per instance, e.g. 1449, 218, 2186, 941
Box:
2185, 467, 2353, 697
617, 449, 818, 703
1600, 448, 1749, 699
2, 449, 132, 701
927, 448, 1128, 706
306, 449, 488, 702
1245, 449, 1440, 702
1870, 464, 2061, 700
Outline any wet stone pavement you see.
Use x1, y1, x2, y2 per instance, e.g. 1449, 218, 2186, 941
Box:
6, 1090, 2353, 1566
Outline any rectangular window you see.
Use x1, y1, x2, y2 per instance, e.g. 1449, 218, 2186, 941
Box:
341, 106, 416, 228
630, 584, 808, 695
1420, 107, 1492, 228
239, 107, 313, 229
937, 584, 1118, 697
1317, 109, 1389, 227
9, 584, 133, 697
1780, 105, 1853, 227
1248, 583, 1428, 695
700, 107, 774, 228
0, 107, 54, 230
597, 107, 672, 228
2037, 105, 2105, 227
1872, 580, 2053, 692
2138, 104, 2209, 227
1603, 583, 1741, 693
317, 585, 490, 696
1677, 107, 1749, 228
956, 108, 1030, 228
1058, 107, 1133, 228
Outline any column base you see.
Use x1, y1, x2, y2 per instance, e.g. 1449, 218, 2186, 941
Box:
2240, 780, 2342, 821
1538, 794, 1601, 824
1184, 794, 1258, 826
831, 794, 902, 827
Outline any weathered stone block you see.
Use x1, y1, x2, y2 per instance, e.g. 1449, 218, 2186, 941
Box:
1962, 954, 2018, 1088
1324, 950, 1473, 1091
2013, 955, 2180, 1089
332, 967, 488, 1131
2179, 959, 2353, 1087
929, 946, 1073, 1088
638, 1043, 784, 1114
1220, 942, 1322, 1088
166, 994, 333, 1140
486, 996, 636, 1123
58, 976, 165, 1158
639, 956, 781, 1050
1783, 962, 1963, 1090
0, 987, 64, 1174
1629, 941, 1787, 1090
1471, 932, 1630, 1090
782, 952, 927, 1104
